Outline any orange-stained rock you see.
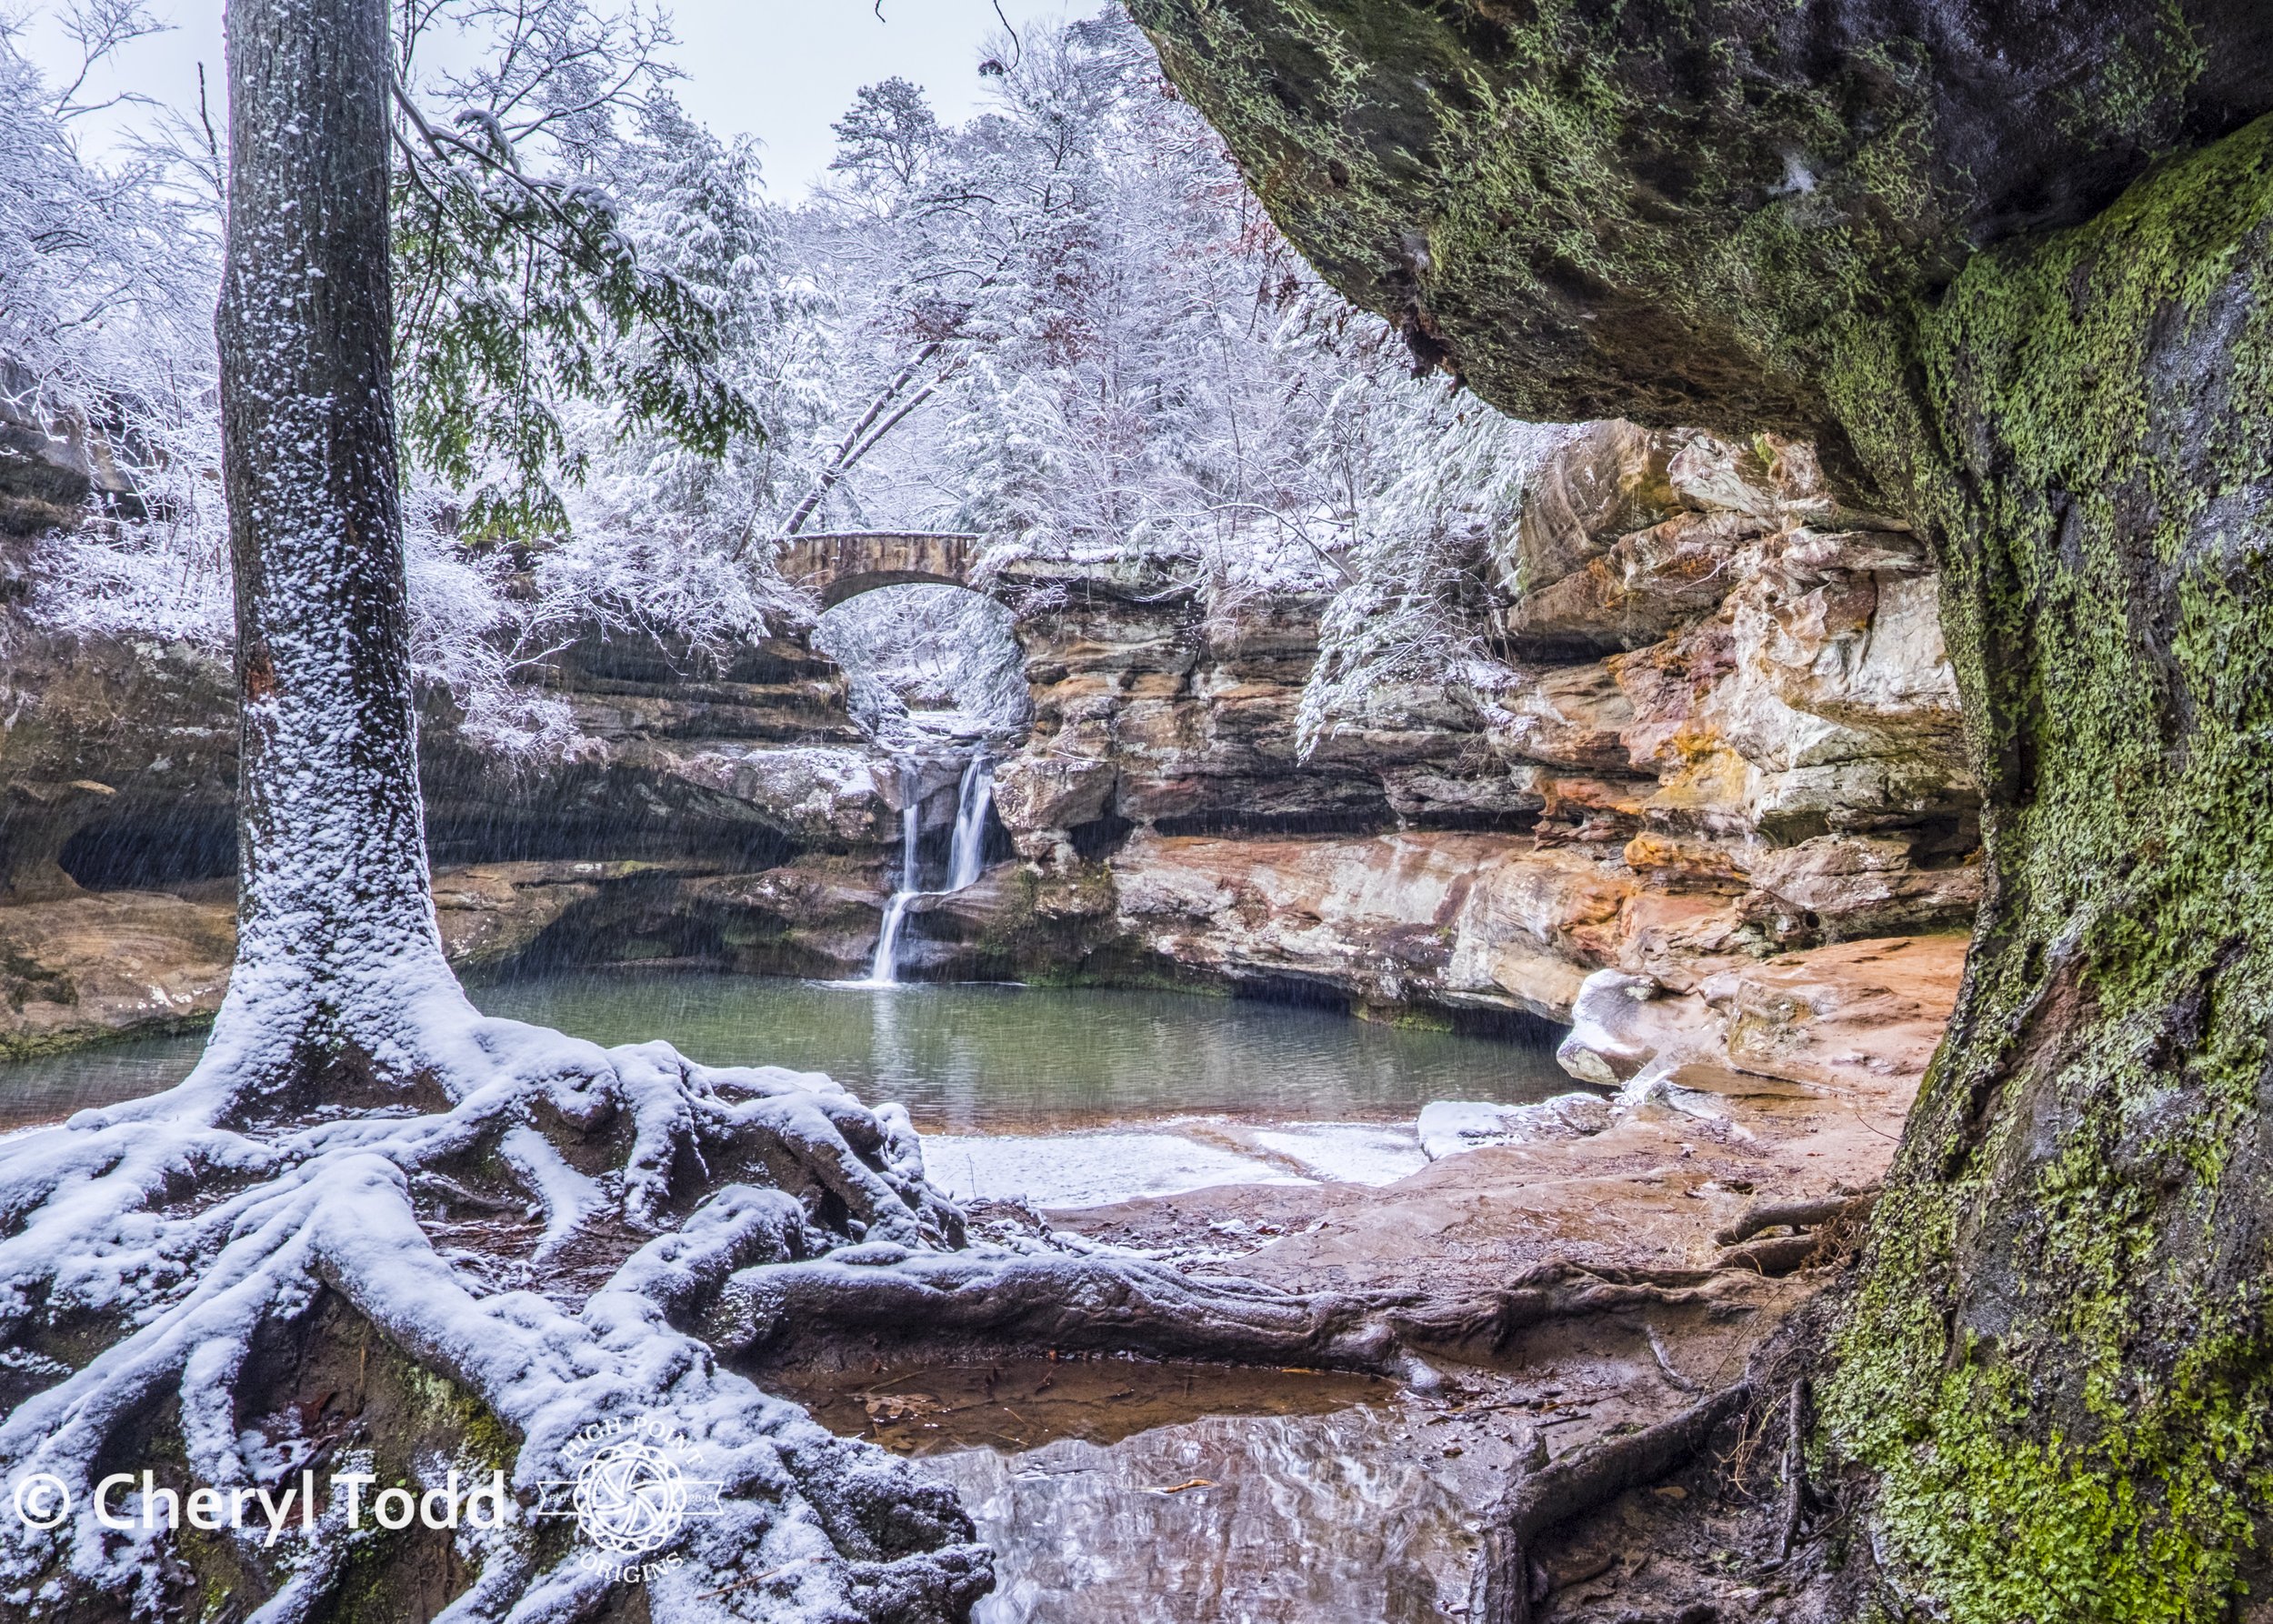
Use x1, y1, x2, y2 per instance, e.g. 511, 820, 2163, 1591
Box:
1622, 832, 1752, 890
1110, 829, 1645, 1020
0, 889, 235, 1057
1704, 932, 1968, 1094
0, 860, 755, 1057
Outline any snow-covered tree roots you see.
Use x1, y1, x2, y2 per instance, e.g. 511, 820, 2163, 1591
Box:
0, 964, 1777, 1620
0, 956, 995, 1622
6, 941, 1658, 1622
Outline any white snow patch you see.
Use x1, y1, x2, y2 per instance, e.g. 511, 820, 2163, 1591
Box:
1249, 1123, 1427, 1186
1418, 1093, 1615, 1159
925, 1131, 1308, 1207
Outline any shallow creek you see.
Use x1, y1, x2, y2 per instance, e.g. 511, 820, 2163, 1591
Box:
0, 972, 1574, 1203
774, 1357, 1537, 1624
1, 973, 1586, 1617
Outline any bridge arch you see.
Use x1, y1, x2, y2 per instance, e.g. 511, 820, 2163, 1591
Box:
780, 531, 978, 606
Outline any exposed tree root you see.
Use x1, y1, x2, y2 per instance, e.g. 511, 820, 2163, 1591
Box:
703, 1246, 1415, 1374
704, 1243, 1759, 1385
1379, 1262, 1743, 1358
4, 972, 1760, 1624
1467, 1382, 1756, 1624
1707, 1188, 1880, 1278
1711, 1189, 1879, 1248
0, 987, 990, 1623
0, 936, 1808, 1624
1714, 1233, 1823, 1277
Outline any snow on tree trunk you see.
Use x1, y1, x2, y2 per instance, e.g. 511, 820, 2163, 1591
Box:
0, 10, 1481, 1619
215, 0, 461, 1099
0, 4, 999, 1617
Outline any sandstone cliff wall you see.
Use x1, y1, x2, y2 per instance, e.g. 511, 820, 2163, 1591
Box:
983, 422, 1981, 1028
0, 420, 1979, 1068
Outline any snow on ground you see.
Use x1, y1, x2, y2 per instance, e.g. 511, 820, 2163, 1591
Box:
1248, 1124, 1429, 1185
925, 1129, 1308, 1207
1417, 1093, 1615, 1160
925, 1094, 1619, 1208
923, 1118, 1430, 1207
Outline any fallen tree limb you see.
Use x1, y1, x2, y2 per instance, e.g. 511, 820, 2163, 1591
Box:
1468, 1381, 1755, 1624
1775, 1377, 1810, 1561
1712, 1188, 1878, 1248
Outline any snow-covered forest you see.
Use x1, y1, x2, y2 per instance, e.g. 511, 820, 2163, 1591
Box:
4, 0, 1554, 757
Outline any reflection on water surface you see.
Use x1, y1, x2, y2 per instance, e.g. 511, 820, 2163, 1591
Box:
0, 972, 1570, 1137
778, 1357, 1507, 1623
0, 977, 1549, 1614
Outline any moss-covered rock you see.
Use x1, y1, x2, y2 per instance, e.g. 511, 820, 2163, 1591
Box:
1818, 115, 2273, 1624
1133, 3, 2273, 1617
1131, 0, 2271, 478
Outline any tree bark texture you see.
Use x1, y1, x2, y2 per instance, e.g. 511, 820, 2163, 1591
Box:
215, 0, 453, 1092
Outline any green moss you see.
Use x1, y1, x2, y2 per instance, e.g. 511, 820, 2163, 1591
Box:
1817, 115, 2273, 1621
320, 1338, 525, 1623
1144, 13, 2267, 1610
1353, 999, 1455, 1031
1134, 5, 2273, 1612
401, 1361, 519, 1476
968, 862, 1119, 977
1131, 0, 1987, 453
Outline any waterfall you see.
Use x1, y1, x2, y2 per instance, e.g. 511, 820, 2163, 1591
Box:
861, 760, 925, 986
865, 890, 917, 986
898, 757, 922, 893
946, 756, 994, 892
856, 754, 993, 987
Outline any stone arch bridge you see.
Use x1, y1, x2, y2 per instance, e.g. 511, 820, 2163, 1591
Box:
779, 531, 979, 606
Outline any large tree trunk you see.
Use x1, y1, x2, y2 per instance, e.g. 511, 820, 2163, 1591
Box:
1816, 117, 2273, 1620
7, 13, 1446, 1618
214, 0, 458, 1101
0, 5, 996, 1617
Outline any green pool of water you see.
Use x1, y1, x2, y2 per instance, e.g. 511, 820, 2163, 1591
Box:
0, 973, 1573, 1137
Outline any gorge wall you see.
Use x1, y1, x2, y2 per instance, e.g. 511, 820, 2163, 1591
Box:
980, 422, 1977, 1016
0, 418, 1977, 1092
1116, 4, 2273, 1614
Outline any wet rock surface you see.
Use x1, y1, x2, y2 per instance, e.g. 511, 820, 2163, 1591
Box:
0, 860, 750, 1056
0, 888, 234, 1057
750, 946, 1938, 1623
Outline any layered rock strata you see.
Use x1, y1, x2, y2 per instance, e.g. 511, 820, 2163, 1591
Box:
1, 421, 1981, 1072
0, 612, 940, 1047
984, 422, 1980, 1046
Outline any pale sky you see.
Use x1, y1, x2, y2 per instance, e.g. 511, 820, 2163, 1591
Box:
18, 0, 1051, 195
